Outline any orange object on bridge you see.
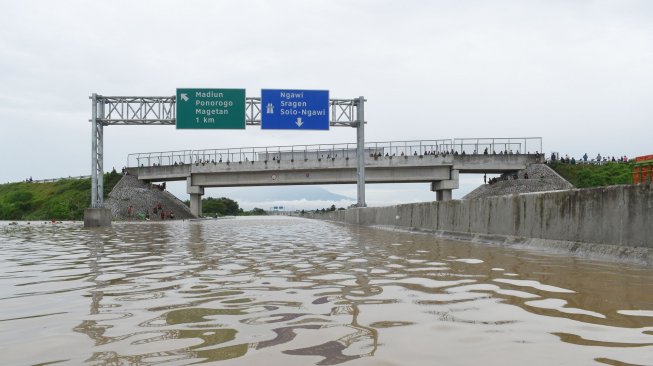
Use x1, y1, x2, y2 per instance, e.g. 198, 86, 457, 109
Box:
633, 155, 653, 184
635, 154, 653, 163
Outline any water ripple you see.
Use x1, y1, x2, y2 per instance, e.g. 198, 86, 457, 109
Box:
1, 218, 652, 365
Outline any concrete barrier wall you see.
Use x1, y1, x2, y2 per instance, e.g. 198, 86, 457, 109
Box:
317, 184, 653, 249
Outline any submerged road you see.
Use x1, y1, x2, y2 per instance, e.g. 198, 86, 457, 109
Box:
1, 217, 652, 365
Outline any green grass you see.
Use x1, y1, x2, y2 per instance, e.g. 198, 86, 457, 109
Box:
0, 170, 122, 220
549, 161, 634, 188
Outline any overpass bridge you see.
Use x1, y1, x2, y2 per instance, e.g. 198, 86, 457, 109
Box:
126, 138, 543, 216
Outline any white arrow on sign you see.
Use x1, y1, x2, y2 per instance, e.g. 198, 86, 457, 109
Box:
180, 93, 189, 102
296, 117, 303, 127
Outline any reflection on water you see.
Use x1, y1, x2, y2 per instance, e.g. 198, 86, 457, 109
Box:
0, 217, 652, 365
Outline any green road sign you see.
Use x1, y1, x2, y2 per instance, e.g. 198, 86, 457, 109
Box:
176, 88, 246, 129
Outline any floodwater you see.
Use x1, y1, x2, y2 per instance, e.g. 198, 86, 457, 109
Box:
1, 217, 652, 366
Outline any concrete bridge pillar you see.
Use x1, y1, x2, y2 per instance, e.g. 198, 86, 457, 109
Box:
436, 190, 453, 201
190, 194, 203, 217
187, 178, 204, 217
431, 169, 459, 202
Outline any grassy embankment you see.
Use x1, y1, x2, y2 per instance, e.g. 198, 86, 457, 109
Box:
0, 170, 265, 220
548, 161, 634, 188
0, 170, 122, 221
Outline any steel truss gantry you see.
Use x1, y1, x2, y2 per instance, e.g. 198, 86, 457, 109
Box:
89, 94, 366, 209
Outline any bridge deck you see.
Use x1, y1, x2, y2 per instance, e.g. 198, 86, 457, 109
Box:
127, 152, 543, 187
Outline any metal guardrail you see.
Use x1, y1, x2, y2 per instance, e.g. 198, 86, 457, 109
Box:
13, 175, 91, 184
127, 138, 542, 167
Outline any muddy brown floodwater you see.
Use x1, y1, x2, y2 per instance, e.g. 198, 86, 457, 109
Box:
0, 217, 652, 366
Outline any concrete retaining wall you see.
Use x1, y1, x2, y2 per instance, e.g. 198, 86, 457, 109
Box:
313, 184, 652, 265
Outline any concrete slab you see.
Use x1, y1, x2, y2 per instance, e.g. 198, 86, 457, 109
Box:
84, 208, 112, 228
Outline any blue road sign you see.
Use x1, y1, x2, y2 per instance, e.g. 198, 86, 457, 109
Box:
261, 89, 329, 130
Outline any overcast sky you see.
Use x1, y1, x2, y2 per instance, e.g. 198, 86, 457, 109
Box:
1, 0, 651, 207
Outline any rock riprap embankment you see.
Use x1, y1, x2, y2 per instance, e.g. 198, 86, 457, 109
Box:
464, 164, 573, 200
105, 174, 194, 220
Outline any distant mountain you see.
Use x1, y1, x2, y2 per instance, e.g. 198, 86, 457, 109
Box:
210, 186, 353, 202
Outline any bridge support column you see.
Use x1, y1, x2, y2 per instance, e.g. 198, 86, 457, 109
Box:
187, 178, 204, 217
190, 194, 203, 217
436, 190, 453, 201
431, 169, 459, 202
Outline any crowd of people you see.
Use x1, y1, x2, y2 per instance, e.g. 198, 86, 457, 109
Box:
483, 171, 534, 185
368, 148, 537, 159
126, 201, 175, 221
148, 182, 166, 191
549, 153, 630, 164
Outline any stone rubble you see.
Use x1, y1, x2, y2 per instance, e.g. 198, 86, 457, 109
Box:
464, 164, 573, 200
105, 174, 195, 220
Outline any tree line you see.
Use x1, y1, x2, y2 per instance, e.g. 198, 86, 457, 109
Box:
183, 196, 267, 217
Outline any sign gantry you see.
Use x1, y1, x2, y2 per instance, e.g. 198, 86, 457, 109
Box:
89, 92, 366, 214
93, 94, 361, 127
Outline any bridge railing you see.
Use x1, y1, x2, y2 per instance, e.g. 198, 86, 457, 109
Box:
129, 149, 195, 167
126, 138, 542, 167
451, 137, 542, 155
12, 175, 92, 184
